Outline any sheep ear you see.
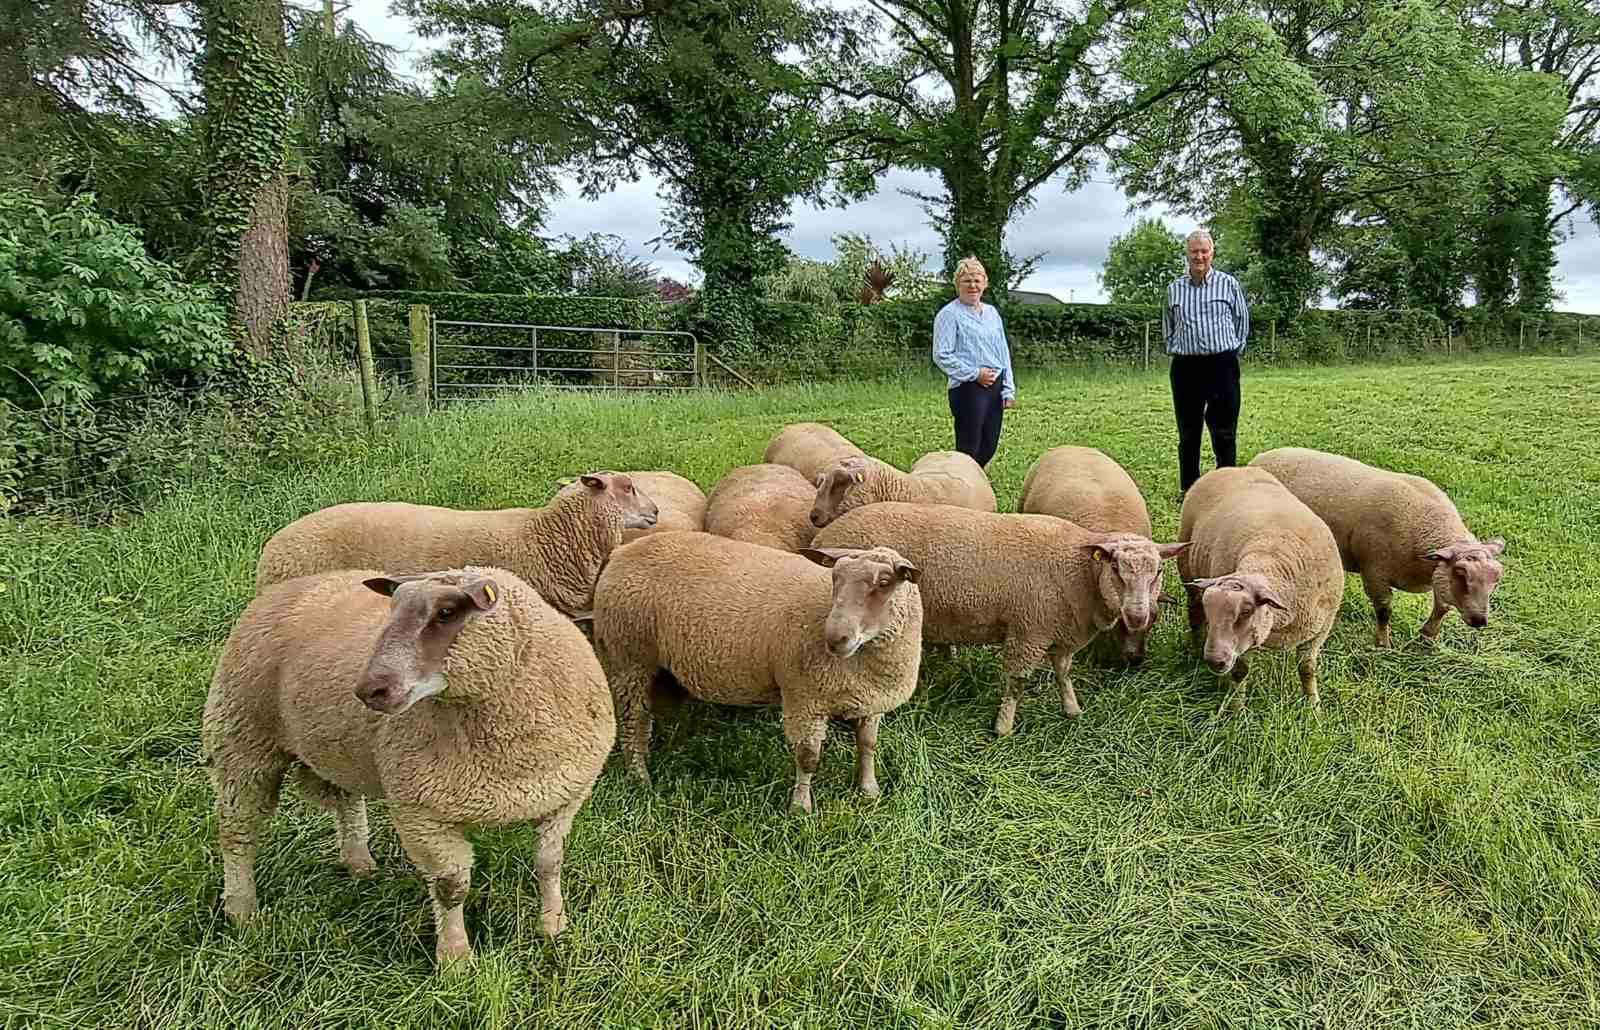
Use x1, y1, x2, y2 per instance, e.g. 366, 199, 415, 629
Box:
568, 610, 594, 624
1083, 543, 1112, 562
1157, 590, 1179, 605
894, 560, 921, 584
1158, 542, 1192, 560
1422, 547, 1456, 563
1482, 537, 1506, 556
1255, 587, 1289, 611
1184, 577, 1217, 589
364, 574, 428, 597
800, 547, 854, 568
462, 578, 501, 611
579, 473, 606, 491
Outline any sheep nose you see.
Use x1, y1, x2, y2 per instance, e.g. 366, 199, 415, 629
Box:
1467, 614, 1487, 629
356, 674, 403, 712
1205, 656, 1229, 673
809, 510, 827, 528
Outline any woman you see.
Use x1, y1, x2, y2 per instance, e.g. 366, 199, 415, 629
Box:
931, 256, 1016, 468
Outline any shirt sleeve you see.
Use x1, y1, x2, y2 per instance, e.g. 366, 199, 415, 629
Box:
1233, 277, 1250, 354
1161, 284, 1174, 344
995, 310, 1016, 401
932, 306, 978, 384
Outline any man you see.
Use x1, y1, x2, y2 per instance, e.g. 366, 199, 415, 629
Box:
1163, 229, 1249, 497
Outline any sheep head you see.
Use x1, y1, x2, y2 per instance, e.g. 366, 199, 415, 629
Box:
354, 569, 503, 714
800, 546, 920, 658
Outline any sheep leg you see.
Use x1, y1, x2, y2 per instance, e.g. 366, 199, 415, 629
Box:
535, 791, 589, 938
290, 765, 375, 876
1185, 584, 1206, 643
1218, 655, 1251, 716
210, 750, 289, 926
995, 636, 1049, 737
1362, 574, 1394, 648
1297, 633, 1328, 709
1053, 647, 1081, 719
785, 714, 827, 816
609, 664, 656, 786
392, 806, 475, 965
854, 714, 882, 799
1418, 600, 1450, 644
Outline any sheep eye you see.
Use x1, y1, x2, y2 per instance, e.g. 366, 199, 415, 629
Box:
437, 607, 457, 622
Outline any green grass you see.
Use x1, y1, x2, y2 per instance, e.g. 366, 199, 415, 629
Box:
3, 356, 1599, 1029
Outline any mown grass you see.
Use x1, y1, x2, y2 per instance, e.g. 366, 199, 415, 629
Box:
2, 356, 1598, 1029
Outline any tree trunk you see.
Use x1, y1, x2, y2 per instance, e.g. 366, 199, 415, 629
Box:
200, 0, 293, 359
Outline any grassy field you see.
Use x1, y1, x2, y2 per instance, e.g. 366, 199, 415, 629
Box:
2, 355, 1598, 1029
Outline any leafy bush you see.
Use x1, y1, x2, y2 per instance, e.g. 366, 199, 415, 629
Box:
0, 191, 233, 406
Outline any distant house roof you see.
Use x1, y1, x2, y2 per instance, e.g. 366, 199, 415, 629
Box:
1007, 289, 1065, 306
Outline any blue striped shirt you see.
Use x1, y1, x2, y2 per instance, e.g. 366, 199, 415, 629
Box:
932, 299, 1016, 401
1163, 269, 1249, 356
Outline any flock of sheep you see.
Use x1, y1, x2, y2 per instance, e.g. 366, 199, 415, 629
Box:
203, 422, 1507, 964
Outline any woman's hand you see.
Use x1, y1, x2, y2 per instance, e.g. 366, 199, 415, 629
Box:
976, 367, 999, 387
1003, 398, 1016, 410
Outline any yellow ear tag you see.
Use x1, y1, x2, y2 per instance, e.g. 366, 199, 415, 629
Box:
1092, 548, 1107, 562
853, 472, 864, 483
483, 584, 497, 605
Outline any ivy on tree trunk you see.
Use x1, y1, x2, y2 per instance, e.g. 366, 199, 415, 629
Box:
199, 0, 294, 358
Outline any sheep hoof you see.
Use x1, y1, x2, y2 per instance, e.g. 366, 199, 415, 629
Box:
859, 780, 881, 800
343, 852, 378, 878
223, 894, 258, 926
541, 910, 569, 938
992, 718, 1016, 737
435, 941, 475, 967
1061, 701, 1082, 720
788, 791, 814, 816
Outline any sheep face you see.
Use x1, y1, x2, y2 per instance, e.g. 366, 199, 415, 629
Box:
1186, 574, 1287, 675
354, 571, 503, 714
810, 457, 871, 528
1424, 538, 1506, 630
800, 546, 920, 658
1086, 538, 1190, 664
580, 472, 660, 529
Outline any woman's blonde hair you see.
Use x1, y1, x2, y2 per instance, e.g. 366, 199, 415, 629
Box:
953, 256, 987, 282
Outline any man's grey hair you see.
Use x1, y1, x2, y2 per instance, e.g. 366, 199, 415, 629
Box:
1186, 229, 1214, 247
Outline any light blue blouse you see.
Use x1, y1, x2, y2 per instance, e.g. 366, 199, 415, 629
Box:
932, 299, 1016, 401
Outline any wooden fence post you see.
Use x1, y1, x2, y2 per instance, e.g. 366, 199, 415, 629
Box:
408, 304, 430, 408
353, 299, 378, 434
1142, 321, 1151, 371
694, 335, 706, 387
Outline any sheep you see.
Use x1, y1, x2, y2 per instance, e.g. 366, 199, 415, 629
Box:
703, 463, 819, 552
811, 502, 1188, 735
558, 469, 706, 543
762, 421, 867, 481
810, 451, 998, 529
1177, 465, 1345, 713
591, 531, 923, 815
1248, 446, 1506, 647
201, 565, 615, 965
254, 471, 658, 618
1017, 445, 1164, 663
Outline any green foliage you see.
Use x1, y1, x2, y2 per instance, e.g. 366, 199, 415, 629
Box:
561, 233, 662, 300
0, 191, 232, 407
1099, 217, 1186, 307
759, 233, 942, 312
328, 290, 664, 330
404, 0, 842, 350
816, 0, 1214, 288
1114, 0, 1572, 314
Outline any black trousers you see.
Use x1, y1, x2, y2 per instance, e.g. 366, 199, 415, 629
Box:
1169, 350, 1241, 493
948, 377, 1005, 468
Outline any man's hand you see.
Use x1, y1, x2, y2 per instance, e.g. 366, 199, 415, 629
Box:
976, 367, 998, 387
1003, 398, 1016, 410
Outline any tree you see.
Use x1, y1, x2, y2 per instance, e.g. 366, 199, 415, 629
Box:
815, 0, 1218, 291
1099, 217, 1183, 306
197, 0, 296, 357
1469, 0, 1600, 309
561, 233, 662, 299
404, 0, 837, 348
1113, 0, 1569, 314
758, 233, 941, 310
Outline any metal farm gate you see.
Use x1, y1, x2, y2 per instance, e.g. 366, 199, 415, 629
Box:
429, 319, 711, 402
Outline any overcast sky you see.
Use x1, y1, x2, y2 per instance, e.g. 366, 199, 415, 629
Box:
342, 0, 1600, 311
